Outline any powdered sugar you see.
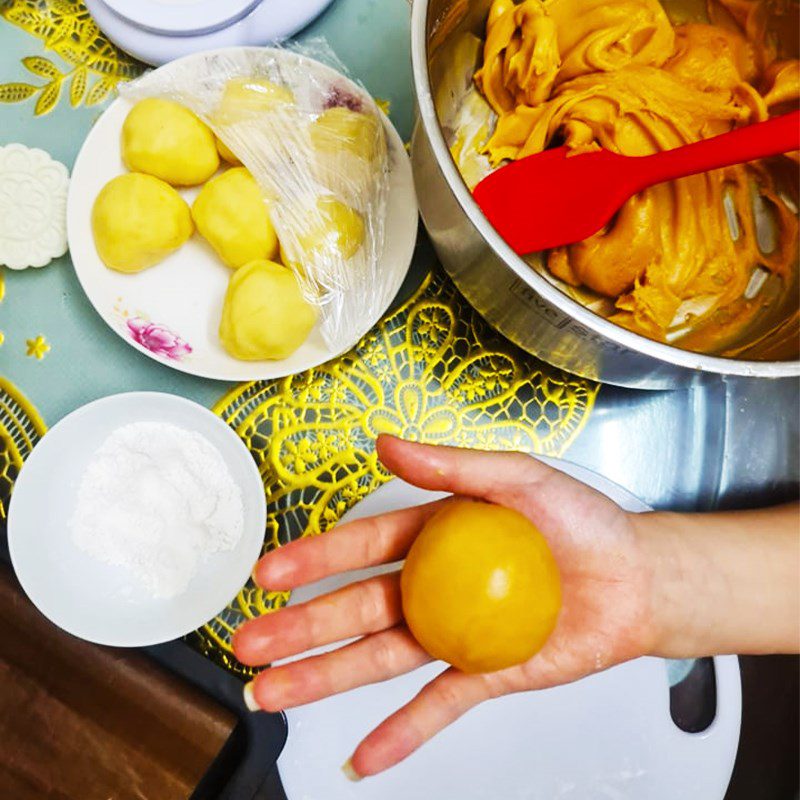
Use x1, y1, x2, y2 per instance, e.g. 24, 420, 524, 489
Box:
70, 422, 244, 599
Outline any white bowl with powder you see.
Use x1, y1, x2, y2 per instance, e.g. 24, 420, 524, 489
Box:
8, 392, 266, 646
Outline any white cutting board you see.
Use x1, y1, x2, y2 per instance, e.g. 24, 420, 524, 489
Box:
277, 456, 741, 800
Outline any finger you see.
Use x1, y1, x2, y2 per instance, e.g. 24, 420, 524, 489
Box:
254, 500, 446, 590
349, 668, 497, 777
246, 626, 432, 711
233, 572, 402, 666
376, 435, 555, 505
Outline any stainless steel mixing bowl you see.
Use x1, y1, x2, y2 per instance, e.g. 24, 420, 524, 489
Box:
410, 0, 800, 388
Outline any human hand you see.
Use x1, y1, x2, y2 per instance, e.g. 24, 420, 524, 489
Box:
233, 435, 661, 777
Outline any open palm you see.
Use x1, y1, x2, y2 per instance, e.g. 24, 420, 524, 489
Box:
233, 435, 656, 778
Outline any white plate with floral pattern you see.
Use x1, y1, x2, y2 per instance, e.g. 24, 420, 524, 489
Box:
67, 48, 417, 382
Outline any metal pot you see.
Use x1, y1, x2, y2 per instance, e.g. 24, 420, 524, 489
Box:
409, 0, 800, 388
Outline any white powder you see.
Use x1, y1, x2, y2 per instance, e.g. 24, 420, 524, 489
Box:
70, 421, 244, 599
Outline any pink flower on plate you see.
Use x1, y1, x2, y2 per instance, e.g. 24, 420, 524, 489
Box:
127, 317, 192, 360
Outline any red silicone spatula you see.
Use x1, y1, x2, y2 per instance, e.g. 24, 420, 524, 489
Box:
472, 109, 800, 254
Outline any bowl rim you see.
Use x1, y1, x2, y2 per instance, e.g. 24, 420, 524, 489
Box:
410, 0, 799, 379
7, 390, 268, 647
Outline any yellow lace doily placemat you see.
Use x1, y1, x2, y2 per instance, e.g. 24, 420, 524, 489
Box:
0, 0, 143, 116
194, 270, 598, 676
0, 378, 46, 523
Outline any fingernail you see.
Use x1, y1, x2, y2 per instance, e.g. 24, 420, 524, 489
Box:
243, 681, 261, 712
341, 758, 362, 782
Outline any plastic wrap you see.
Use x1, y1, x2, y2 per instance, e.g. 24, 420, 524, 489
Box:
120, 43, 390, 354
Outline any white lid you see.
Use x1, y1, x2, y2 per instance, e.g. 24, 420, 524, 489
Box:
102, 0, 261, 35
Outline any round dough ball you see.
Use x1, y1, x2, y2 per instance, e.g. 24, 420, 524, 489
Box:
121, 98, 219, 186
214, 77, 294, 125
283, 196, 365, 275
219, 259, 317, 360
92, 173, 193, 273
310, 106, 383, 162
192, 167, 279, 269
310, 107, 386, 202
402, 500, 561, 674
302, 196, 364, 259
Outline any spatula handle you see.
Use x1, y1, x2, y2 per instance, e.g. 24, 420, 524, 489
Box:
642, 110, 800, 186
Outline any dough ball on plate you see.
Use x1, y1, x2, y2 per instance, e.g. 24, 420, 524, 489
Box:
192, 167, 279, 269
219, 258, 317, 360
92, 172, 193, 273
121, 98, 219, 186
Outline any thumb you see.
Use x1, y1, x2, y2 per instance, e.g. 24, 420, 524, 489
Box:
375, 435, 554, 504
